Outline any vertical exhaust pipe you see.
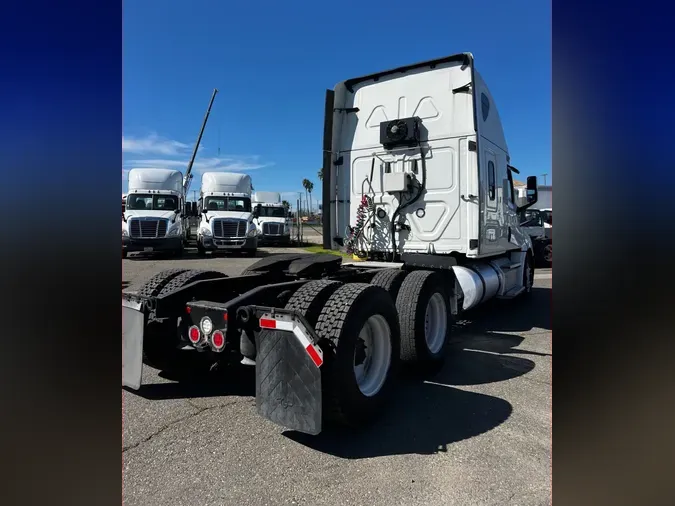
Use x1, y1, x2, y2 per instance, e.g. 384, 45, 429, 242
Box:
322, 89, 335, 250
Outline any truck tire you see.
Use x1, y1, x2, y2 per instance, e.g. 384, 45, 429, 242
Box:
369, 268, 408, 300
136, 268, 190, 297
284, 280, 344, 326
197, 242, 207, 256
542, 242, 552, 267
314, 283, 400, 428
255, 280, 344, 361
396, 270, 451, 367
157, 269, 227, 297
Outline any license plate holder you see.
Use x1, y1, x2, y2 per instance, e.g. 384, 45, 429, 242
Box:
143, 246, 153, 252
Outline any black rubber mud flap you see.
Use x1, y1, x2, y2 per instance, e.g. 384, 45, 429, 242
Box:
255, 329, 322, 435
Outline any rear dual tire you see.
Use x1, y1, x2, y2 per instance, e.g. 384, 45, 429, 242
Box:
258, 281, 400, 429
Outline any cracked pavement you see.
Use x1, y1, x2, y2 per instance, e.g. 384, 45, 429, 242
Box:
123, 249, 552, 506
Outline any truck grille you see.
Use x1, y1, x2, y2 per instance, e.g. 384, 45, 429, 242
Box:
263, 223, 282, 235
129, 219, 168, 238
213, 219, 246, 238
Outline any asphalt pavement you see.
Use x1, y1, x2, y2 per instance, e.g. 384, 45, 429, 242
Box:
123, 249, 552, 506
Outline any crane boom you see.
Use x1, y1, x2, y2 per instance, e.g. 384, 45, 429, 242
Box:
183, 88, 218, 195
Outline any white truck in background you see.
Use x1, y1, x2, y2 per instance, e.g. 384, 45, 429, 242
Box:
122, 168, 189, 258
252, 191, 291, 245
517, 185, 552, 266
196, 172, 258, 256
123, 53, 542, 436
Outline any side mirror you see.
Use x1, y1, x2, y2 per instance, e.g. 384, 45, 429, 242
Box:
518, 176, 539, 211
253, 204, 261, 218
202, 208, 208, 214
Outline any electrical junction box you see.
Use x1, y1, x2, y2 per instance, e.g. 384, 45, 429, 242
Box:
383, 172, 410, 193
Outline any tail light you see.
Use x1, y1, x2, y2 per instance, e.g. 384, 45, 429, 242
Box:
188, 325, 201, 345
211, 330, 225, 351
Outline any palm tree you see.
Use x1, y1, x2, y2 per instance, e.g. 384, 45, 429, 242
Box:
281, 200, 290, 209
302, 178, 311, 217
317, 168, 323, 182
307, 181, 314, 217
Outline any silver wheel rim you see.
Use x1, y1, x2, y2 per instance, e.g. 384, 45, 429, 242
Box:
424, 292, 447, 354
353, 315, 392, 397
544, 244, 552, 262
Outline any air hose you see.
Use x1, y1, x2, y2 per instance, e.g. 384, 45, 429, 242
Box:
345, 194, 374, 256
390, 148, 427, 261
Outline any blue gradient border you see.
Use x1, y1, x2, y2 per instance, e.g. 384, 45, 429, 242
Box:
0, 3, 122, 506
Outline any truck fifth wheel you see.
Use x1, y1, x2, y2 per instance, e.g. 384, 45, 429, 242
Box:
122, 52, 540, 435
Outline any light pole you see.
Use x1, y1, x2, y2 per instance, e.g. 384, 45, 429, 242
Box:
540, 173, 548, 186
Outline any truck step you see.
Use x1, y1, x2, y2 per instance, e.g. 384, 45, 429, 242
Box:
497, 286, 525, 299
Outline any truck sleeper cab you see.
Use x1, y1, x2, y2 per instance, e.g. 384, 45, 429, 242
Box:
122, 53, 540, 436
122, 168, 188, 258
196, 172, 258, 256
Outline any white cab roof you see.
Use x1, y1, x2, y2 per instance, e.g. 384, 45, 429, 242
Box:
127, 168, 183, 193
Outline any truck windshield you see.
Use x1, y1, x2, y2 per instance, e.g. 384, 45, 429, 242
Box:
204, 197, 251, 212
259, 206, 287, 218
127, 194, 178, 211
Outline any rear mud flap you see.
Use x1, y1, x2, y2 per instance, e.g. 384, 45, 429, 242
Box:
255, 330, 322, 435
122, 299, 145, 390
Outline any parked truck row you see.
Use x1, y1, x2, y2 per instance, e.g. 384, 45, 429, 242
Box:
123, 52, 543, 435
122, 169, 296, 257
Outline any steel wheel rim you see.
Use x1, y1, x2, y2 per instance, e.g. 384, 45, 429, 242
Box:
424, 292, 447, 354
544, 244, 552, 262
353, 314, 392, 397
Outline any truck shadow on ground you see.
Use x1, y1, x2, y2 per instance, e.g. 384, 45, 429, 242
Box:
455, 286, 551, 333
285, 361, 517, 459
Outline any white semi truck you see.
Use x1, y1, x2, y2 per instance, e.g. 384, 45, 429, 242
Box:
122, 168, 190, 258
517, 185, 552, 266
252, 191, 291, 245
196, 172, 258, 256
123, 53, 541, 435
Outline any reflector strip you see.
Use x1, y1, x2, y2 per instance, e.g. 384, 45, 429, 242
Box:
304, 343, 323, 368
259, 318, 276, 329
258, 315, 323, 368
291, 325, 323, 367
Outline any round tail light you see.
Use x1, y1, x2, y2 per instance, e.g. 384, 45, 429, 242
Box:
188, 326, 201, 344
211, 330, 225, 350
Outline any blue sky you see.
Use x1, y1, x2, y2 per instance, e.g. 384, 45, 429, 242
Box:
123, 0, 551, 207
